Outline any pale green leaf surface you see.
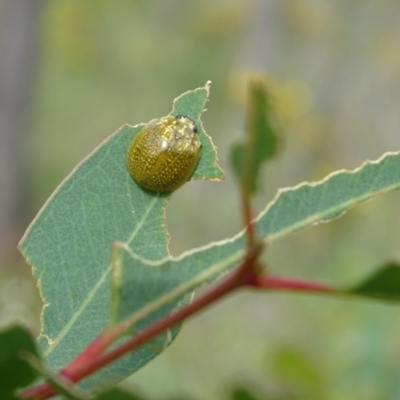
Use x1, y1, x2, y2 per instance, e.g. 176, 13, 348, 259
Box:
112, 235, 246, 326
255, 151, 400, 241
113, 151, 400, 338
18, 83, 222, 390
171, 81, 224, 181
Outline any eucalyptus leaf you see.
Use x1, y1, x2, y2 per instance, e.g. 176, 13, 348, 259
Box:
18, 83, 223, 390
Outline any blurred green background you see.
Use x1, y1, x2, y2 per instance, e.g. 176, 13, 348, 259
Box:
1, 1, 400, 399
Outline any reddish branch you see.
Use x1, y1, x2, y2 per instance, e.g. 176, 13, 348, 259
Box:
17, 71, 343, 399
257, 275, 337, 293
20, 189, 337, 400
21, 255, 336, 399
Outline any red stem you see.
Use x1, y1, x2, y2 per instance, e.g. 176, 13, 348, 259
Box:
256, 275, 337, 293
21, 259, 336, 399
21, 256, 258, 400
60, 328, 117, 376
69, 264, 252, 382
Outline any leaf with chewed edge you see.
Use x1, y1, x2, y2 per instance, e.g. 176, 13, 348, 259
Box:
112, 151, 400, 339
18, 82, 223, 391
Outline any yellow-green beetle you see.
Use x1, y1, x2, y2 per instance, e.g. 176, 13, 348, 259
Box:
126, 115, 202, 193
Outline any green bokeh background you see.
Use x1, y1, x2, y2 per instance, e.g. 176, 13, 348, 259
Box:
1, 1, 400, 399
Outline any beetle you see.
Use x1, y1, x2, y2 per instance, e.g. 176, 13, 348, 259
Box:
126, 115, 202, 193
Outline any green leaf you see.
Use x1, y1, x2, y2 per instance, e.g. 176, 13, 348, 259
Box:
349, 262, 400, 301
230, 76, 279, 194
111, 237, 245, 327
113, 151, 400, 339
173, 81, 224, 181
0, 325, 40, 399
18, 83, 223, 390
256, 151, 400, 241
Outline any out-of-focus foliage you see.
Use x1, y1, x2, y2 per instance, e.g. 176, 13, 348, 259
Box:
349, 263, 400, 301
0, 325, 40, 399
2, 1, 400, 399
230, 76, 280, 194
33, 0, 249, 207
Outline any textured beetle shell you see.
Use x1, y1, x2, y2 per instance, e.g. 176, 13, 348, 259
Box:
126, 115, 202, 193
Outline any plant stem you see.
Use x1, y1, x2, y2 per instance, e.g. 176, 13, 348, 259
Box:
60, 328, 117, 376
20, 254, 336, 399
242, 190, 256, 246
69, 261, 254, 383
20, 253, 259, 400
256, 275, 338, 293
